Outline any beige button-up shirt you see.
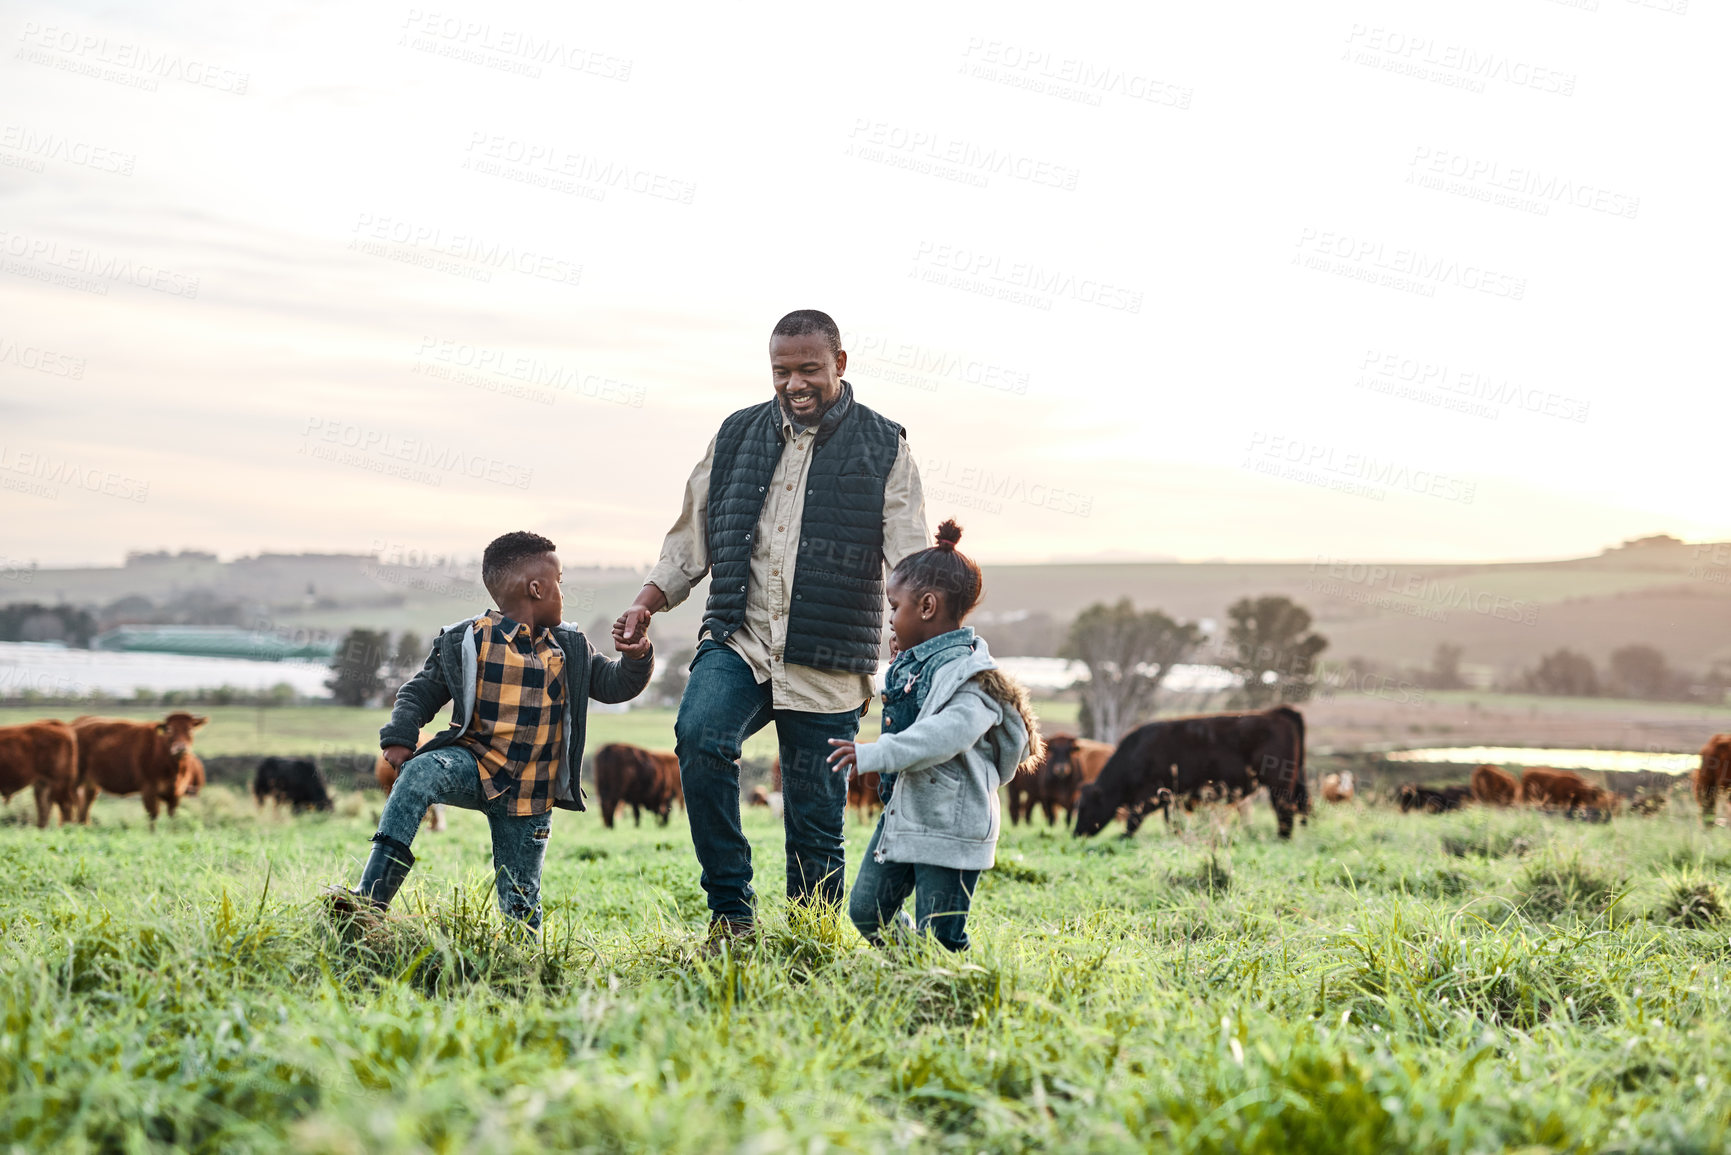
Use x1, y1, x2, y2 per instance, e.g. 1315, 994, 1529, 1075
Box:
646, 403, 929, 713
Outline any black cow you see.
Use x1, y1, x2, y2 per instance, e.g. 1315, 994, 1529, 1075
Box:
1396, 783, 1470, 814
1073, 706, 1308, 839
253, 757, 333, 813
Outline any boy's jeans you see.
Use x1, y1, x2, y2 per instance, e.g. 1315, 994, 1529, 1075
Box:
377, 746, 551, 929
848, 816, 979, 952
674, 639, 859, 925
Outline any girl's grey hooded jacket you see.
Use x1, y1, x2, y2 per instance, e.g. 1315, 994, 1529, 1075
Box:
853, 637, 1041, 871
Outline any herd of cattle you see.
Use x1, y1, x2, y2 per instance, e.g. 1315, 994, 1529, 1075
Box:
0, 713, 208, 826
3, 712, 1730, 835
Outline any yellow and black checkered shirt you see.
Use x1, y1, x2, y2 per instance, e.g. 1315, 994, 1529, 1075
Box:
459, 612, 567, 816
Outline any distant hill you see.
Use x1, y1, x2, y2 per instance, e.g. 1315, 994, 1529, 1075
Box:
10, 535, 1731, 679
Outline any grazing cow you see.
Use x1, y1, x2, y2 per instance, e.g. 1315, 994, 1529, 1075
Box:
176, 751, 205, 798
253, 757, 334, 812
1073, 706, 1308, 839
1470, 764, 1518, 807
760, 760, 786, 818
594, 742, 681, 827
747, 784, 772, 808
1010, 731, 1075, 825
647, 749, 685, 814
1321, 771, 1355, 803
375, 735, 445, 832
181, 751, 205, 794
1397, 783, 1471, 813
0, 720, 79, 827
1696, 734, 1731, 826
1026, 735, 1114, 827
72, 712, 208, 824
1518, 767, 1600, 809
848, 770, 883, 823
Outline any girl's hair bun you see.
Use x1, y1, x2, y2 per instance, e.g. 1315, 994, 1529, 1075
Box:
934, 519, 963, 551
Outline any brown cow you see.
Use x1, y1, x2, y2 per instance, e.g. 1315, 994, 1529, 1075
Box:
594, 742, 680, 827
374, 733, 445, 832
1518, 767, 1599, 808
1320, 771, 1355, 803
1018, 734, 1113, 826
1470, 764, 1518, 806
72, 712, 208, 824
1696, 734, 1731, 826
0, 720, 79, 827
848, 770, 883, 823
647, 750, 684, 813
177, 750, 206, 798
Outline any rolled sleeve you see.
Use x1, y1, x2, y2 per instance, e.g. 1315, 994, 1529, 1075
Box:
645, 435, 716, 610
881, 437, 930, 571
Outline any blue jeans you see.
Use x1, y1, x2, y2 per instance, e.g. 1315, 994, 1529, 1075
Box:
848, 816, 979, 951
674, 639, 860, 924
377, 746, 552, 929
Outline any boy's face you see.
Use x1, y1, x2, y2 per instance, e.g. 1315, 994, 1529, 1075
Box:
770, 333, 846, 425
523, 552, 563, 629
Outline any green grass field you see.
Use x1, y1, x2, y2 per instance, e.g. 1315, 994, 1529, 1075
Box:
3, 786, 1729, 1152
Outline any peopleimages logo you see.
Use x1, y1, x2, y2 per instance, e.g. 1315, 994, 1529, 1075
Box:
0, 335, 85, 379
1306, 557, 1539, 627
349, 213, 583, 287
0, 229, 200, 298
300, 418, 533, 489
1293, 228, 1525, 302
1244, 432, 1476, 505
0, 443, 149, 502
911, 241, 1143, 313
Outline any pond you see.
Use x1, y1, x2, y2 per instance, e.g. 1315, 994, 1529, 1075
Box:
1385, 745, 1698, 774
0, 641, 331, 698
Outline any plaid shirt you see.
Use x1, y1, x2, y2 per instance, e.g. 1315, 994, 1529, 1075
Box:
458, 612, 567, 816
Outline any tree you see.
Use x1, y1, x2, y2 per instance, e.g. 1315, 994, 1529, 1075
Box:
1608, 644, 1670, 700
653, 647, 696, 707
0, 603, 97, 647
1061, 599, 1204, 742
1523, 648, 1598, 697
1428, 643, 1466, 690
326, 628, 391, 706
1223, 595, 1329, 707
388, 631, 424, 695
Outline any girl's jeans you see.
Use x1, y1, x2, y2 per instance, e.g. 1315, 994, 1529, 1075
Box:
377, 746, 551, 929
847, 814, 979, 951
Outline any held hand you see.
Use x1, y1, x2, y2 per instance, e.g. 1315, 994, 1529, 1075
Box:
613, 605, 652, 645
615, 631, 653, 661
613, 585, 667, 645
826, 738, 858, 774
382, 745, 413, 769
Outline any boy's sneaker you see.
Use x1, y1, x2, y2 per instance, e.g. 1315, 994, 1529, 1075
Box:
701, 917, 757, 955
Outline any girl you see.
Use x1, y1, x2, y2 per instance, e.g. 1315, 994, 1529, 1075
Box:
828, 520, 1043, 951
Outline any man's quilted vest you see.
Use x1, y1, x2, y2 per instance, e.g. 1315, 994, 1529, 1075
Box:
703, 382, 904, 675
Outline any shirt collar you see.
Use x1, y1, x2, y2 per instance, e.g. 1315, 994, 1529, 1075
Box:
487, 610, 536, 641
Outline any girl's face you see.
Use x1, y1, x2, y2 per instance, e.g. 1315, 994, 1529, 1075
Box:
886, 577, 944, 654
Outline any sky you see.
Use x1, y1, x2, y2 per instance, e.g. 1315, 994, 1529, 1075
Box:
1, 0, 1726, 569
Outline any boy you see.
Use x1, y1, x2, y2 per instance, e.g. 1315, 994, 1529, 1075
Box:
328, 531, 653, 930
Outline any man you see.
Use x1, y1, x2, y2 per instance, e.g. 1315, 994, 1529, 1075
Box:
614, 309, 928, 936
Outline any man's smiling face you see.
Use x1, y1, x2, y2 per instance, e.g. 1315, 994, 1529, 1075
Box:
769, 333, 846, 424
